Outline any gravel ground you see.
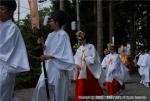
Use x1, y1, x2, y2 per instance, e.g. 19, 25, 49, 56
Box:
14, 74, 150, 101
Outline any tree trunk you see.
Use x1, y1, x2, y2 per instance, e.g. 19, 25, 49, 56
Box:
130, 8, 136, 58
97, 0, 103, 59
60, 0, 64, 10
76, 0, 80, 31
109, 2, 114, 44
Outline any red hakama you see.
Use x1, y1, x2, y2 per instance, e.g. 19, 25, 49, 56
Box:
75, 67, 103, 101
103, 79, 121, 96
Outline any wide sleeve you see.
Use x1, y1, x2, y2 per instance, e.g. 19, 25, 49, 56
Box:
116, 55, 130, 81
0, 25, 18, 62
49, 58, 75, 71
101, 56, 108, 68
109, 54, 120, 72
46, 31, 75, 71
137, 54, 147, 67
47, 33, 74, 63
137, 55, 143, 66
147, 55, 150, 66
74, 46, 82, 65
142, 54, 149, 67
84, 44, 96, 65
0, 23, 30, 73
114, 55, 122, 70
7, 27, 30, 72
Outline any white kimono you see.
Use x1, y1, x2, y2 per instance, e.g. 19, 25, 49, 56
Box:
74, 44, 102, 80
137, 53, 150, 83
32, 29, 75, 101
101, 52, 130, 85
147, 54, 150, 83
0, 20, 30, 101
100, 54, 109, 84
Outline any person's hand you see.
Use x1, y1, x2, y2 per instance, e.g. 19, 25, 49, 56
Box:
40, 55, 55, 61
47, 55, 55, 59
76, 64, 81, 71
40, 55, 47, 61
37, 37, 44, 44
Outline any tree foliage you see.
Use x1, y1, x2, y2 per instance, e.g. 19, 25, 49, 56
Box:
15, 6, 53, 89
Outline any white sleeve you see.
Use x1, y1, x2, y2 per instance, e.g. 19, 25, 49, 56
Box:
101, 56, 107, 68
74, 47, 82, 65
85, 44, 96, 64
50, 58, 76, 71
147, 55, 150, 66
140, 54, 148, 67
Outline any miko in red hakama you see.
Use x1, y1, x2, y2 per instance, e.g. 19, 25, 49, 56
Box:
75, 67, 103, 101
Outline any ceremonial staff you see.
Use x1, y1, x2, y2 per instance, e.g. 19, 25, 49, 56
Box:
28, 0, 50, 99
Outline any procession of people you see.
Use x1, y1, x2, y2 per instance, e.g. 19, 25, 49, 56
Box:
0, 0, 150, 101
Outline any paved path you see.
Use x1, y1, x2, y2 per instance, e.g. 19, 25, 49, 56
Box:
116, 74, 150, 101
14, 74, 150, 101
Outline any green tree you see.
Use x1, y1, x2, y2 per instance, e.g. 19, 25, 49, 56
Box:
15, 6, 53, 89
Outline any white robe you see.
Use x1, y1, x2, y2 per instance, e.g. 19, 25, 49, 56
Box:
74, 44, 102, 80
147, 54, 150, 82
0, 20, 30, 101
32, 29, 75, 101
137, 53, 150, 82
101, 53, 130, 85
101, 54, 109, 84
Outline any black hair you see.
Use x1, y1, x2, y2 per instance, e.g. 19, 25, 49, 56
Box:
0, 0, 17, 12
81, 29, 91, 43
140, 46, 146, 52
51, 10, 67, 27
0, 0, 17, 21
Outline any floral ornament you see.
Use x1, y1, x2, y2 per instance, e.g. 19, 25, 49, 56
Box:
120, 45, 126, 52
107, 43, 114, 50
75, 31, 86, 40
104, 48, 109, 55
73, 43, 79, 49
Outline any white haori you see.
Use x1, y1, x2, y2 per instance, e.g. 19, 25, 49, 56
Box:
39, 29, 75, 85
0, 20, 29, 101
113, 56, 130, 83
32, 29, 75, 101
101, 53, 130, 85
0, 20, 30, 73
137, 54, 145, 79
101, 55, 110, 83
74, 44, 102, 80
147, 54, 150, 82
137, 53, 150, 82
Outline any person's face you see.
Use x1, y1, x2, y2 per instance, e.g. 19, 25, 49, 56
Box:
79, 39, 86, 45
121, 50, 126, 55
48, 19, 59, 30
109, 48, 114, 53
78, 39, 83, 45
0, 6, 11, 22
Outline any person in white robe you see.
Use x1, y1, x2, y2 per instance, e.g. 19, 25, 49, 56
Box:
101, 43, 129, 95
100, 48, 109, 86
31, 10, 76, 101
147, 49, 150, 87
137, 48, 150, 87
74, 31, 103, 101
0, 0, 30, 101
